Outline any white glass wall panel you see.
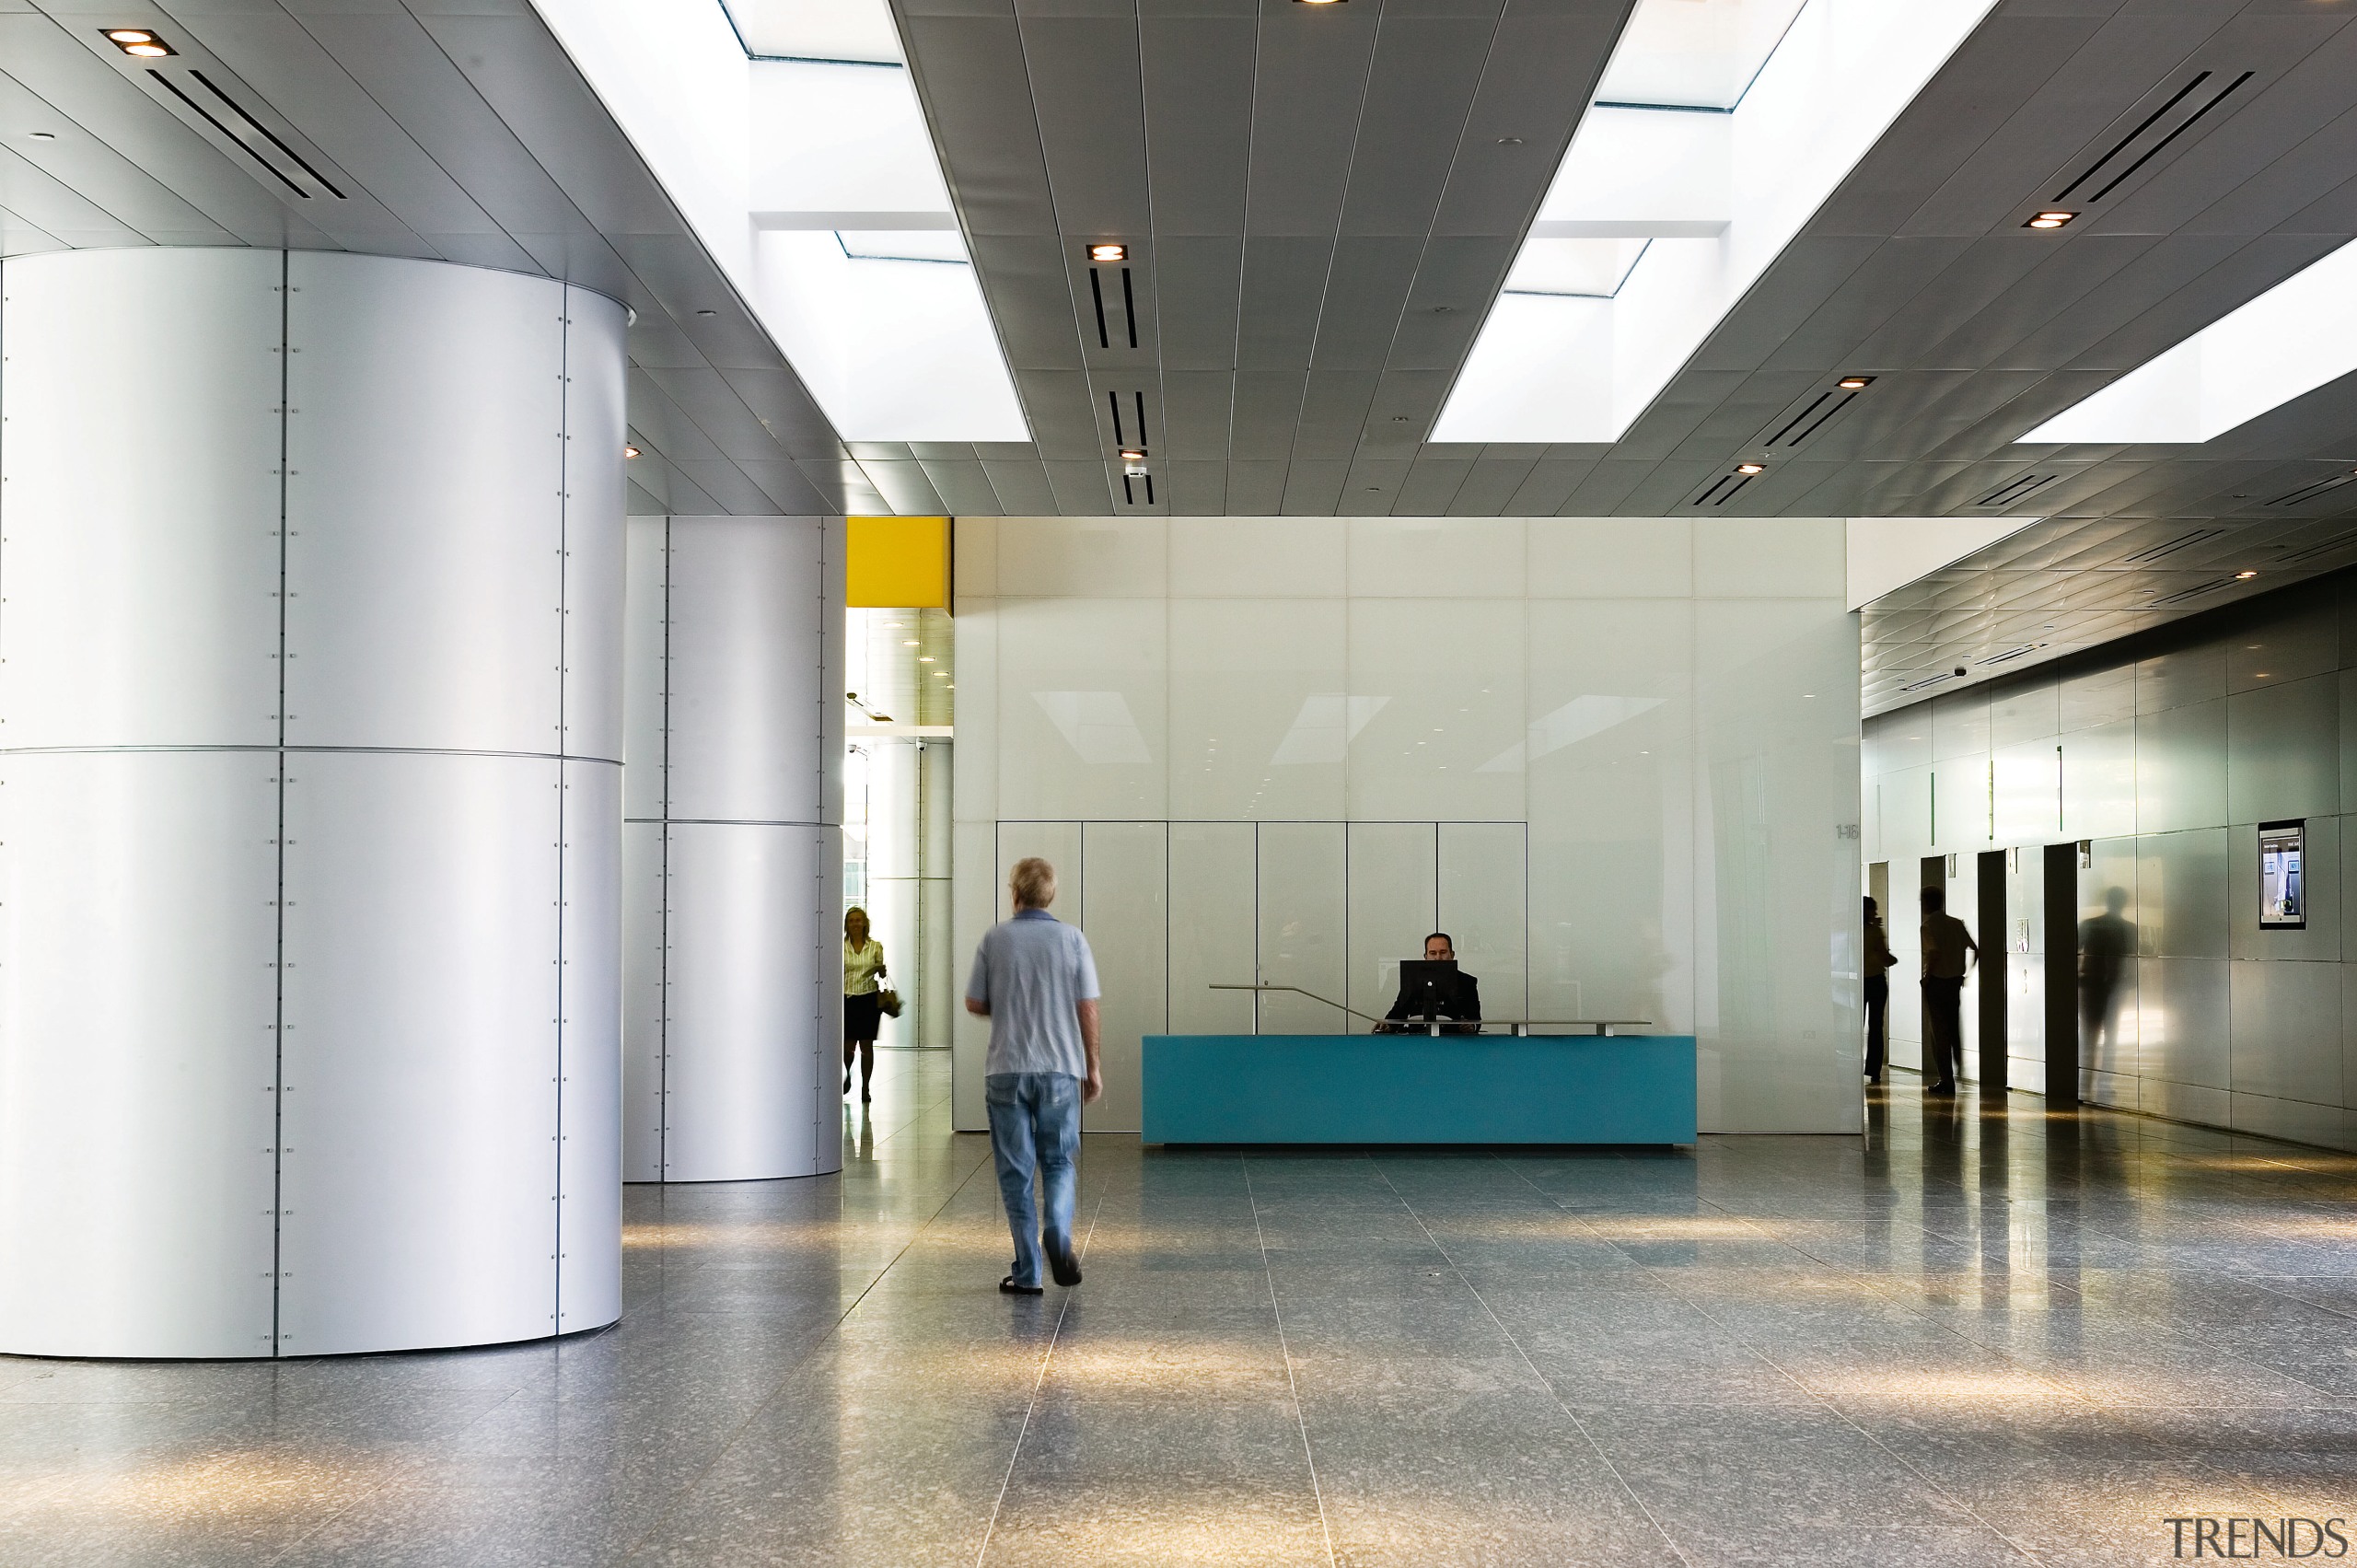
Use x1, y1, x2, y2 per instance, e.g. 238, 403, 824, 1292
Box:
1077, 821, 1168, 1132
1348, 822, 1438, 1024
1930, 754, 1991, 853
998, 598, 1168, 821
1346, 600, 1527, 822
278, 751, 562, 1357
1167, 822, 1257, 1036
0, 751, 279, 1358
1526, 518, 1692, 598
662, 823, 830, 1181
1257, 822, 1348, 1035
285, 255, 566, 757
2060, 665, 2137, 733
1989, 677, 2059, 749
0, 249, 281, 751
1932, 691, 1990, 761
1346, 518, 1525, 600
1167, 599, 1347, 821
2228, 675, 2340, 826
1440, 822, 1529, 1026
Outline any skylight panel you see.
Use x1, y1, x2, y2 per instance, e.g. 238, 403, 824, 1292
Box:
1596, 0, 1809, 111
1504, 238, 1649, 298
1436, 0, 1996, 445
2016, 236, 2357, 445
528, 0, 1024, 445
719, 0, 901, 63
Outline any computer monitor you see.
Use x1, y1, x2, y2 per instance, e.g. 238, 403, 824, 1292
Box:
1396, 958, 1459, 1019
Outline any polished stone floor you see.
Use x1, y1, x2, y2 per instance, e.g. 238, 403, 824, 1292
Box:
7, 1055, 2357, 1565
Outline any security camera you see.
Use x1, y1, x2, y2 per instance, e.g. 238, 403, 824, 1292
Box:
1953, 666, 1967, 678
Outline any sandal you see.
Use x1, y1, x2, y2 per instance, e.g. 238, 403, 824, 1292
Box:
999, 1275, 1043, 1296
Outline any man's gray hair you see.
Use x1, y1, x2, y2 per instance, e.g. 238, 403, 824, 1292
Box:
1009, 856, 1057, 910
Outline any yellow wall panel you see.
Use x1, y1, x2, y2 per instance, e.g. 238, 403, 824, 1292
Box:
845, 516, 950, 609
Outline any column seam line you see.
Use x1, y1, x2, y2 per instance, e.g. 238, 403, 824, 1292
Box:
552, 287, 571, 1333
271, 247, 289, 1359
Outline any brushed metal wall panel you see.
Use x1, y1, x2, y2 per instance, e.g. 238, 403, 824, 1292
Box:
661, 822, 830, 1181
621, 819, 668, 1183
559, 758, 623, 1333
284, 252, 566, 755
278, 750, 562, 1355
563, 285, 631, 766
0, 751, 278, 1358
666, 517, 829, 825
0, 249, 281, 750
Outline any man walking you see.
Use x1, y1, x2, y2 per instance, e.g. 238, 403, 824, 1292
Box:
966, 856, 1102, 1295
1920, 885, 1979, 1096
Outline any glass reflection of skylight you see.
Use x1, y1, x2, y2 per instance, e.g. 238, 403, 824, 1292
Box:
837, 229, 967, 264
719, 0, 900, 64
1504, 238, 1649, 298
1596, 0, 1810, 110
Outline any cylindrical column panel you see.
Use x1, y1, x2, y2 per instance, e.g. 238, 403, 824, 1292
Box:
867, 738, 921, 1047
621, 517, 843, 1182
918, 738, 955, 1048
0, 248, 626, 1357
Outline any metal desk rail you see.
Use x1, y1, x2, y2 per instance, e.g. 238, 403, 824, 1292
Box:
1209, 983, 1649, 1037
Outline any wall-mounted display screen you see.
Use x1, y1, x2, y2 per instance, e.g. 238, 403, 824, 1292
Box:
2260, 820, 2305, 930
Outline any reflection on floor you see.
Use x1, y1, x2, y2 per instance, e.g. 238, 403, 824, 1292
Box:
7, 1057, 2357, 1564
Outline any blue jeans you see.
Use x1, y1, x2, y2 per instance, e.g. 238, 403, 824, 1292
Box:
985, 1073, 1080, 1288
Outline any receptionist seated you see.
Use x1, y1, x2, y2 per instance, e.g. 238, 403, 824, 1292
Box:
1377, 932, 1481, 1034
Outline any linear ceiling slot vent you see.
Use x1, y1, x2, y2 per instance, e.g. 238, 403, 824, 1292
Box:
144, 68, 345, 200
1086, 266, 1138, 350
1688, 468, 1760, 508
2120, 527, 2225, 564
2273, 529, 2357, 568
1107, 389, 1147, 447
1975, 472, 2058, 508
2265, 473, 2357, 508
1977, 643, 2049, 668
1120, 471, 1155, 506
2147, 576, 2238, 608
2055, 70, 2253, 207
1898, 670, 1960, 693
1759, 385, 1864, 449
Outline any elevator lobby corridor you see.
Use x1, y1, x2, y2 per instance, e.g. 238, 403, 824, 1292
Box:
3, 1055, 2355, 1566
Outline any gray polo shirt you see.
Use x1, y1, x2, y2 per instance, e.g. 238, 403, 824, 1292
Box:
968, 909, 1101, 1079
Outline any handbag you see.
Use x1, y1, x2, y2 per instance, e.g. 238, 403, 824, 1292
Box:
877, 988, 903, 1018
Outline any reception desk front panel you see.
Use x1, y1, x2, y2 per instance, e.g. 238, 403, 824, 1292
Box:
1143, 1034, 1699, 1145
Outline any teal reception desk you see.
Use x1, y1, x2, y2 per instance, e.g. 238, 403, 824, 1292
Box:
1142, 1032, 1698, 1145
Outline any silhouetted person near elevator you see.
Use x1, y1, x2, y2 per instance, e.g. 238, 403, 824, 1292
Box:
1920, 886, 1978, 1096
1864, 896, 1893, 1085
2080, 887, 2136, 1071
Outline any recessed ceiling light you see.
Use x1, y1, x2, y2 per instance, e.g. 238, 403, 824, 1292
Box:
28, 131, 56, 141
2235, 570, 2258, 580
1736, 462, 1765, 475
2026, 210, 2075, 229
103, 28, 173, 54
903, 640, 919, 646
1495, 137, 1524, 145
694, 308, 715, 317
1295, 0, 1346, 6
1837, 376, 1873, 389
1118, 447, 1145, 460
622, 445, 641, 459
1088, 243, 1126, 262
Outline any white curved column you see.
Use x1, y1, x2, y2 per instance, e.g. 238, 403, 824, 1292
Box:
0, 248, 626, 1358
621, 516, 844, 1183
